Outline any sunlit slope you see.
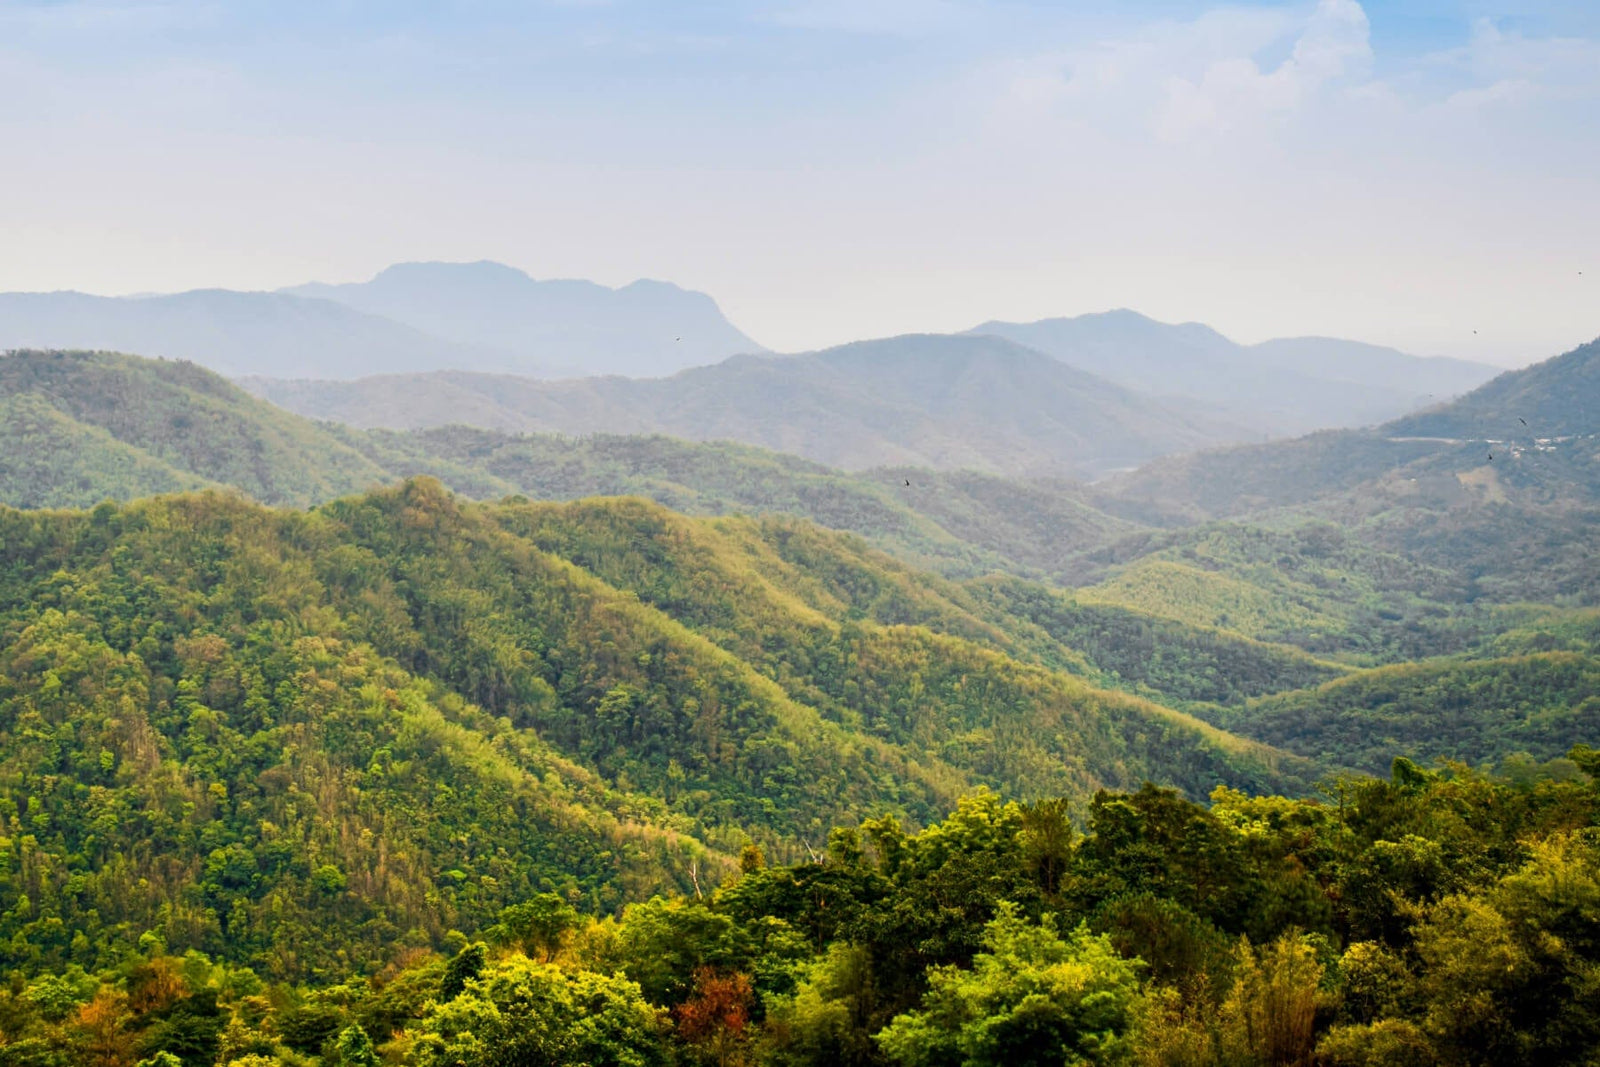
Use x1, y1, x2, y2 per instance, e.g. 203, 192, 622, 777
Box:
0, 511, 733, 980
1061, 522, 1478, 663
0, 349, 392, 506
0, 392, 216, 506
0, 485, 1310, 849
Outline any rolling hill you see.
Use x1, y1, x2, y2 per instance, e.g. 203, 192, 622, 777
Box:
0, 348, 1139, 574
0, 482, 1313, 976
0, 350, 392, 507
6, 347, 1598, 808
970, 309, 1497, 437
1093, 336, 1600, 534
243, 333, 1254, 480
1208, 652, 1600, 775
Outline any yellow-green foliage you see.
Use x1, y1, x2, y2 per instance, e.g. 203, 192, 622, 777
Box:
1079, 559, 1338, 646
1226, 652, 1600, 774
0, 482, 1321, 988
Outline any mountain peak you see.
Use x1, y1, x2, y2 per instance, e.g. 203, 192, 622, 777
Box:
278, 263, 766, 376
367, 259, 539, 288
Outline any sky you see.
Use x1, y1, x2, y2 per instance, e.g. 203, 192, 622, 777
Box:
1, 0, 1597, 366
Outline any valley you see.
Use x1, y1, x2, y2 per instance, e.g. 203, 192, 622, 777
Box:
0, 335, 1594, 1066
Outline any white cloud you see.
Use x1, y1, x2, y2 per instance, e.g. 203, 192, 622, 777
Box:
1000, 0, 1374, 142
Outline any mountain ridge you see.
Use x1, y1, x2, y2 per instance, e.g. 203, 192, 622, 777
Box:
283, 260, 766, 377
0, 261, 765, 380
969, 309, 1499, 437
241, 333, 1255, 480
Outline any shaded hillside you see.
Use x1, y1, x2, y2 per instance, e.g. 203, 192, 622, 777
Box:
344, 426, 1140, 579
0, 289, 497, 379
0, 349, 1139, 575
1386, 335, 1600, 441
968, 574, 1346, 706
970, 309, 1495, 436
1212, 652, 1600, 775
1098, 336, 1600, 524
244, 333, 1252, 479
285, 260, 765, 377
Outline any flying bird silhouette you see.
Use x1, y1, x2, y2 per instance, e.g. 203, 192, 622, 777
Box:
1519, 417, 1528, 426
904, 479, 911, 487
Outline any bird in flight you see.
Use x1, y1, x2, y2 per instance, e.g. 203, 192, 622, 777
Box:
1519, 417, 1528, 427
1488, 452, 1494, 461
903, 479, 912, 487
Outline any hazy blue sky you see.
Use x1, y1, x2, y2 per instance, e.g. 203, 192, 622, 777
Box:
2, 0, 1597, 364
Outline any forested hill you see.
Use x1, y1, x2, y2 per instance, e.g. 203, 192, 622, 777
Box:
0, 348, 1139, 577
240, 333, 1252, 480
1384, 334, 1600, 440
0, 482, 1307, 978
1097, 335, 1600, 525
0, 350, 391, 507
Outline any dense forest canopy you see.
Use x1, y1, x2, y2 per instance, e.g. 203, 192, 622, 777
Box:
0, 757, 1593, 1066
0, 340, 1598, 1065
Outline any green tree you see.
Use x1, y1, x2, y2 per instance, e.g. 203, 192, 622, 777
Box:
441, 942, 488, 1001
496, 893, 579, 962
333, 1023, 381, 1067
415, 956, 666, 1067
876, 904, 1142, 1067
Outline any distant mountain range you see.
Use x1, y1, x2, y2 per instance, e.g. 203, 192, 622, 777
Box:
0, 288, 497, 380
0, 262, 763, 379
242, 333, 1255, 480
969, 310, 1499, 436
283, 260, 765, 377
1, 264, 1495, 439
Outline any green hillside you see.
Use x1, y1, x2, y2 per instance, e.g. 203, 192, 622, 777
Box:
0, 484, 1314, 982
1386, 336, 1600, 441
0, 392, 216, 506
0, 350, 1133, 579
0, 358, 1598, 1067
1098, 338, 1600, 528
1213, 652, 1600, 775
0, 350, 393, 507
242, 333, 1250, 479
